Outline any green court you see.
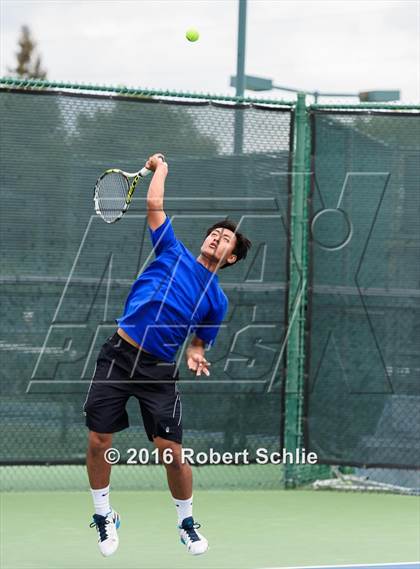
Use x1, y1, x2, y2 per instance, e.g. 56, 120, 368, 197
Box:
1, 490, 418, 569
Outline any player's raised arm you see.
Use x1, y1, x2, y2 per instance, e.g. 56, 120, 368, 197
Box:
145, 153, 168, 230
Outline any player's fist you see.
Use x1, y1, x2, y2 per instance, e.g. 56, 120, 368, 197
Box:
145, 153, 167, 172
187, 352, 211, 377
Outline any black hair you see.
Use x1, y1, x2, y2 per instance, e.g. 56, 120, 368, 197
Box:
205, 219, 252, 269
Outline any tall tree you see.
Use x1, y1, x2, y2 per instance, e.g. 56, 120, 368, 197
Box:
9, 25, 47, 79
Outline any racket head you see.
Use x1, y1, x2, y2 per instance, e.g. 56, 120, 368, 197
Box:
94, 169, 131, 224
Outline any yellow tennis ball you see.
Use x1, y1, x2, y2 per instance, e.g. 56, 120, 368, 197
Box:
186, 28, 199, 42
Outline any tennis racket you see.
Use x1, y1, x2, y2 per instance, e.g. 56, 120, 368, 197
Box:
93, 166, 151, 223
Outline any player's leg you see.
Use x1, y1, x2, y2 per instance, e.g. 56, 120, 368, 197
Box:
86, 430, 113, 491
137, 362, 209, 556
86, 431, 115, 520
83, 333, 132, 557
85, 430, 121, 556
153, 436, 208, 555
153, 436, 192, 499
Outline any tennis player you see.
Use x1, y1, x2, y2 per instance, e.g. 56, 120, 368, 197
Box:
84, 153, 251, 557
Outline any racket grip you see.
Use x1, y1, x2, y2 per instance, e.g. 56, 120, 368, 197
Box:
140, 167, 152, 177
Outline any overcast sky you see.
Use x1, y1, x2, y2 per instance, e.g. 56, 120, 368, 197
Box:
1, 0, 419, 102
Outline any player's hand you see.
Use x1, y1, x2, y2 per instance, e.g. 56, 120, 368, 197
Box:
187, 352, 211, 377
145, 153, 167, 172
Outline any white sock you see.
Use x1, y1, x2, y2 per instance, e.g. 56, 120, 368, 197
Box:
173, 496, 193, 525
91, 485, 111, 517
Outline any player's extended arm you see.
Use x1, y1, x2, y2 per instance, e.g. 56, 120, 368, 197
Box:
186, 336, 211, 377
145, 153, 168, 231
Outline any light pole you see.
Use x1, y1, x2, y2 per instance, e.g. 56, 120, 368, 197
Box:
234, 0, 247, 154
235, 0, 247, 99
230, 74, 400, 103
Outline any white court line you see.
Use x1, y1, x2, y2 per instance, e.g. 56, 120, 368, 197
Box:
257, 562, 420, 569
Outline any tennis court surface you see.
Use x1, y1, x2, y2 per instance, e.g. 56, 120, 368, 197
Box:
1, 489, 419, 569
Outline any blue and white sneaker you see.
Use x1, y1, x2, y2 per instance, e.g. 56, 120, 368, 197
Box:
90, 509, 120, 557
178, 516, 209, 555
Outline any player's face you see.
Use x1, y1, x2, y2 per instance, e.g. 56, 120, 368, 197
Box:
201, 228, 237, 267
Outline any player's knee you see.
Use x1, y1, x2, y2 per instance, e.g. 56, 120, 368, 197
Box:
153, 437, 184, 469
164, 445, 186, 471
165, 452, 184, 471
88, 431, 112, 453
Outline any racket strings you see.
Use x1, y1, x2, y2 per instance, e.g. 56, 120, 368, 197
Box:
95, 172, 130, 223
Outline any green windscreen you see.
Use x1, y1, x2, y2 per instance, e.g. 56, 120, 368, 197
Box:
306, 110, 420, 468
0, 89, 292, 474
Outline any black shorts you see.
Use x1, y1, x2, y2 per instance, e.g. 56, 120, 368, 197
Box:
83, 333, 182, 443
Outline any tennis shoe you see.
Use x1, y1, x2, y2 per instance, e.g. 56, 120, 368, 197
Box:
90, 509, 120, 557
178, 516, 208, 555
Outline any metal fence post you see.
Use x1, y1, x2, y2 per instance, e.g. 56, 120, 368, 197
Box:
284, 92, 311, 487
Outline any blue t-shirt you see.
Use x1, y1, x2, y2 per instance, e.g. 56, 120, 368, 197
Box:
116, 216, 228, 362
